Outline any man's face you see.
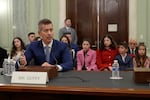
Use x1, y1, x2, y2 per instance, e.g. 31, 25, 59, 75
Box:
129, 40, 137, 49
65, 19, 71, 27
38, 24, 54, 45
28, 34, 35, 42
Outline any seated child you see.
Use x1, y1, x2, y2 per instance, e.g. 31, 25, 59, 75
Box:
96, 34, 118, 71
77, 39, 97, 71
115, 42, 133, 70
133, 43, 150, 68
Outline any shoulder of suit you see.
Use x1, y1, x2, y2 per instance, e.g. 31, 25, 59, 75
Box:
29, 41, 42, 48
126, 54, 133, 59
115, 54, 121, 58
31, 40, 40, 45
60, 27, 66, 30
71, 28, 76, 32
53, 39, 67, 47
70, 27, 75, 29
0, 47, 7, 52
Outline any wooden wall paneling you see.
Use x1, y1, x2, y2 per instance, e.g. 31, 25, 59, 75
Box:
66, 0, 129, 47
76, 0, 97, 46
99, 0, 129, 43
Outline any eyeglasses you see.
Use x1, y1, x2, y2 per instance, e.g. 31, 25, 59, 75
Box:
129, 43, 136, 45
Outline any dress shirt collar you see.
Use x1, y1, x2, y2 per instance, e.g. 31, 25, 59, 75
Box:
66, 26, 70, 30
130, 48, 135, 53
121, 53, 127, 62
42, 39, 53, 48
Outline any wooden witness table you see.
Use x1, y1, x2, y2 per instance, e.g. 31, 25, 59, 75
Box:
0, 71, 150, 100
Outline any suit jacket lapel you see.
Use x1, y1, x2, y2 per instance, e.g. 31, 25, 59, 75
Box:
39, 40, 46, 62
119, 55, 125, 63
39, 40, 45, 55
49, 39, 57, 64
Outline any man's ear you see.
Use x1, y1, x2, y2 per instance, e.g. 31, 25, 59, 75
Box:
38, 31, 41, 36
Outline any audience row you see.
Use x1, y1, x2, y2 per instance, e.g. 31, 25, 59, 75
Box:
0, 18, 149, 72
68, 34, 149, 71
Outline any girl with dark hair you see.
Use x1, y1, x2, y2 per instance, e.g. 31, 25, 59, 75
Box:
133, 43, 150, 68
10, 37, 26, 61
60, 35, 76, 67
77, 39, 97, 71
96, 34, 118, 71
60, 35, 72, 49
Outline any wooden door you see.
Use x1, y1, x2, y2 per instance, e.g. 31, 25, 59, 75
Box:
99, 0, 129, 44
66, 0, 129, 48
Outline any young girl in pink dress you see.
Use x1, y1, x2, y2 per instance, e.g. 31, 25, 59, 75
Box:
77, 39, 97, 71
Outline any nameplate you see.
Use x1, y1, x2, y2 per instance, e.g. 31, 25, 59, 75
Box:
11, 71, 48, 85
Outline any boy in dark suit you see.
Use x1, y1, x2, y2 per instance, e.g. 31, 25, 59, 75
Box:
0, 47, 8, 68
115, 42, 133, 71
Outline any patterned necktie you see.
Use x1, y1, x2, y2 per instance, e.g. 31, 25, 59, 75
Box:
45, 46, 50, 62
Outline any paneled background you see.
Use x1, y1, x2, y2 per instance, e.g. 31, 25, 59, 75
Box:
0, 0, 150, 54
66, 0, 128, 48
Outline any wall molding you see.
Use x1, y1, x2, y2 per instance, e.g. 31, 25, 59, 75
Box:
129, 0, 137, 40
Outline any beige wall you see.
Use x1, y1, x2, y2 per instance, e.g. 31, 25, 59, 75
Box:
0, 0, 66, 51
0, 0, 13, 51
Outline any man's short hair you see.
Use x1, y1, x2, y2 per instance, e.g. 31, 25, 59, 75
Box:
64, 18, 71, 22
129, 38, 137, 44
38, 19, 52, 32
119, 41, 128, 49
28, 32, 35, 37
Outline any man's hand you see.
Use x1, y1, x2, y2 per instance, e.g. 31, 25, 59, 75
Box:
19, 53, 27, 67
41, 62, 56, 68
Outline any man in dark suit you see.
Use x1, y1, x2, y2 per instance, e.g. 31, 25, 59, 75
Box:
26, 32, 35, 49
127, 38, 138, 57
20, 19, 73, 71
0, 47, 8, 68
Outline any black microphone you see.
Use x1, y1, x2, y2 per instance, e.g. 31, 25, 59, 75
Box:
51, 48, 58, 65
